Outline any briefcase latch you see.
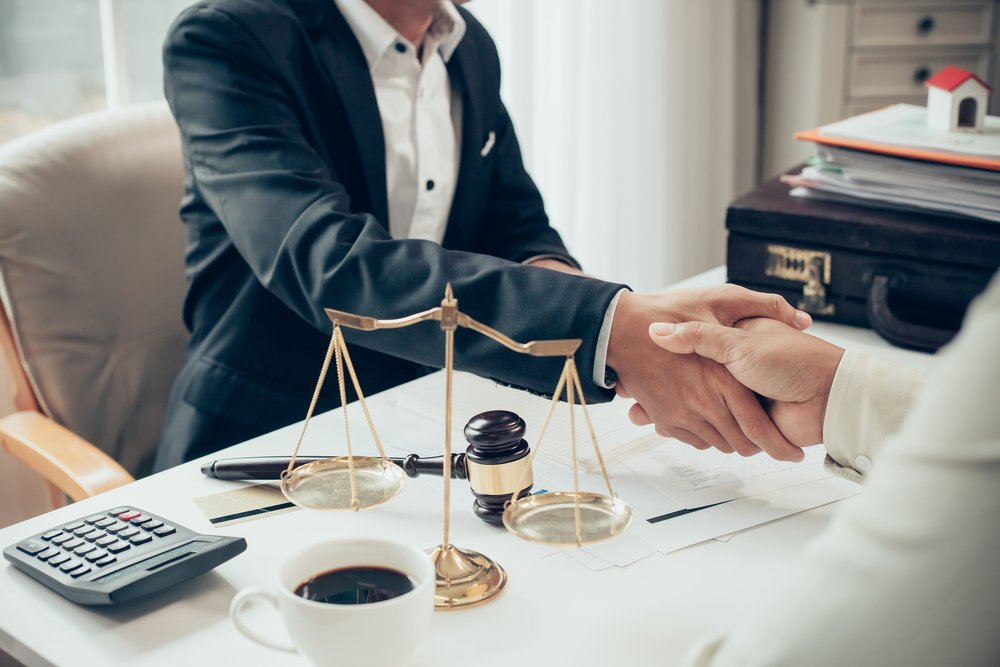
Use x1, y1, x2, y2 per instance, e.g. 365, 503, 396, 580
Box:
764, 244, 835, 316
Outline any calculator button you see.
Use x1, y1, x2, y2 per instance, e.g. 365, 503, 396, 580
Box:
64, 522, 85, 532
84, 514, 106, 524
142, 520, 163, 531
70, 566, 92, 578
48, 553, 71, 567
83, 531, 106, 542
36, 548, 61, 561
50, 533, 74, 546
85, 549, 108, 562
73, 543, 96, 556
117, 511, 141, 522
106, 541, 131, 554
40, 530, 62, 541
105, 523, 128, 534
119, 528, 140, 539
107, 507, 132, 516
59, 559, 83, 573
74, 525, 98, 537
95, 535, 117, 547
62, 538, 84, 550
94, 554, 117, 567
16, 540, 47, 556
94, 517, 116, 529
130, 515, 152, 526
153, 526, 176, 537
129, 534, 153, 546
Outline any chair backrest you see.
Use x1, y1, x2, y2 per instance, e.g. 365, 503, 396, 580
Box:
0, 102, 188, 476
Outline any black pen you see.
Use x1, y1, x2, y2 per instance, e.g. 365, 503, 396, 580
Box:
200, 454, 468, 481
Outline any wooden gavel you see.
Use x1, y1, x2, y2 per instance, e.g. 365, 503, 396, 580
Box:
201, 410, 533, 525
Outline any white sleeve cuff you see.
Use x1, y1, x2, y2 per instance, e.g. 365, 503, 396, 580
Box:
822, 348, 925, 477
593, 289, 628, 389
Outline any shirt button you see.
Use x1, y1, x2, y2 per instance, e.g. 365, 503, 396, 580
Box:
426, 180, 435, 191
394, 42, 407, 53
854, 455, 873, 473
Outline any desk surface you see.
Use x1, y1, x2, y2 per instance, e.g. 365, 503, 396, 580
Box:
0, 267, 936, 667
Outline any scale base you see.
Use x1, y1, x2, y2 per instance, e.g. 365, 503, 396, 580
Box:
427, 544, 506, 610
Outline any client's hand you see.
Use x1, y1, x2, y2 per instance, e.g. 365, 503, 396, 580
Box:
640, 317, 844, 451
608, 286, 813, 462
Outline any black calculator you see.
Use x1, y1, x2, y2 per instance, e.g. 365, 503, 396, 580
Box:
3, 506, 246, 606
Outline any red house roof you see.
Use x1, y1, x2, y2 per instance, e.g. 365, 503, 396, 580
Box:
926, 66, 993, 93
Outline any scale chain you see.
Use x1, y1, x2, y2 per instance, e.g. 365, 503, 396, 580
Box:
285, 327, 339, 478
333, 326, 360, 510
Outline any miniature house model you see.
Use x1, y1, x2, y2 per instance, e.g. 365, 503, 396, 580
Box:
925, 66, 992, 133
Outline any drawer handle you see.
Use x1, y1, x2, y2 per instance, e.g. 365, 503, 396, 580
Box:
916, 15, 935, 35
914, 66, 932, 85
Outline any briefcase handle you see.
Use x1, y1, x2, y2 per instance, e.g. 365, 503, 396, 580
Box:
867, 275, 956, 353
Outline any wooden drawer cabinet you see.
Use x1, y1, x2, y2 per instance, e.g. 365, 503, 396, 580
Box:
762, 0, 1000, 179
852, 3, 994, 47
848, 49, 991, 97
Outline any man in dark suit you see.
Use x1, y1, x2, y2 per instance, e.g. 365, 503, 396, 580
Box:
155, 0, 810, 471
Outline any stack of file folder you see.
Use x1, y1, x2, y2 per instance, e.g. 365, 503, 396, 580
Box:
785, 104, 1000, 223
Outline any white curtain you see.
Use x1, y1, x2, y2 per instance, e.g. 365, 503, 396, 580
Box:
467, 0, 760, 291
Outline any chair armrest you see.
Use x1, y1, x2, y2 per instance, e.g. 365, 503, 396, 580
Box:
0, 411, 134, 502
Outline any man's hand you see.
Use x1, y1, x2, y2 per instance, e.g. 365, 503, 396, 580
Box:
644, 317, 844, 450
608, 286, 814, 461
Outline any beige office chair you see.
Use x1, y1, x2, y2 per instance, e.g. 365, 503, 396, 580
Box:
0, 102, 188, 507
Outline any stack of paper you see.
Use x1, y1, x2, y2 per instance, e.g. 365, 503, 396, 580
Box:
788, 104, 1000, 222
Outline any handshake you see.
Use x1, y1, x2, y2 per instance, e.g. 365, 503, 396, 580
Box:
606, 286, 845, 462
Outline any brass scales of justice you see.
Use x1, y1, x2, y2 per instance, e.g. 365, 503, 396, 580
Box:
280, 285, 634, 609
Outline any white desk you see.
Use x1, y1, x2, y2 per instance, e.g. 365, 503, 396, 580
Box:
0, 267, 936, 667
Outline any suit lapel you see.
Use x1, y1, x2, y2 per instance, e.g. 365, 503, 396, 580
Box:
443, 39, 485, 250
310, 3, 390, 229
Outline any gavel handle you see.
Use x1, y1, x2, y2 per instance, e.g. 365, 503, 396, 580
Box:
200, 454, 468, 481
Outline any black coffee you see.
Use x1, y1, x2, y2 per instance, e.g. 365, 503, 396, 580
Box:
295, 566, 415, 605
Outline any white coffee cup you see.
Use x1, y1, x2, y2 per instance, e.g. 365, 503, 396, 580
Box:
230, 538, 435, 666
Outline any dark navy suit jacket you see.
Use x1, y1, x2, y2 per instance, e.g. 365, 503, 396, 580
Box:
155, 0, 626, 470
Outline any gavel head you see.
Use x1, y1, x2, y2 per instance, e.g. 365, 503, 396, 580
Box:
463, 410, 533, 526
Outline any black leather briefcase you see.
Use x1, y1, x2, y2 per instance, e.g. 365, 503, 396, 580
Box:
725, 175, 1000, 352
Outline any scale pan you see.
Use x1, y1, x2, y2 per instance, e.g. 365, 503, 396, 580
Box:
502, 492, 633, 546
280, 457, 406, 511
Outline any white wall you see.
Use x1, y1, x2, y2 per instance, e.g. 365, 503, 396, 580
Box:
469, 0, 761, 291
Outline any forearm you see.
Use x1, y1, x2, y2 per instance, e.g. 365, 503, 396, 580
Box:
682, 275, 1000, 666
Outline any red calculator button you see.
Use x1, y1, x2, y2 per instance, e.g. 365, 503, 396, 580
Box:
117, 511, 141, 521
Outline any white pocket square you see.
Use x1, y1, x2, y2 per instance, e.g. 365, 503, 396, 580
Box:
480, 131, 496, 157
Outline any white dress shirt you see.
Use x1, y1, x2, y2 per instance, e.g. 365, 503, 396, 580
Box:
334, 0, 464, 243
685, 273, 1000, 666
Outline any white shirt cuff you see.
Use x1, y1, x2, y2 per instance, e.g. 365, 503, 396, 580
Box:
593, 289, 628, 389
822, 348, 925, 478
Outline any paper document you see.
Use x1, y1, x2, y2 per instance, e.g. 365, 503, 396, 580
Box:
818, 104, 1000, 159
389, 371, 861, 569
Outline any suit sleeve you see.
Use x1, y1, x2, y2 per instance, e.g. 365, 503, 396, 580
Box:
163, 6, 623, 402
